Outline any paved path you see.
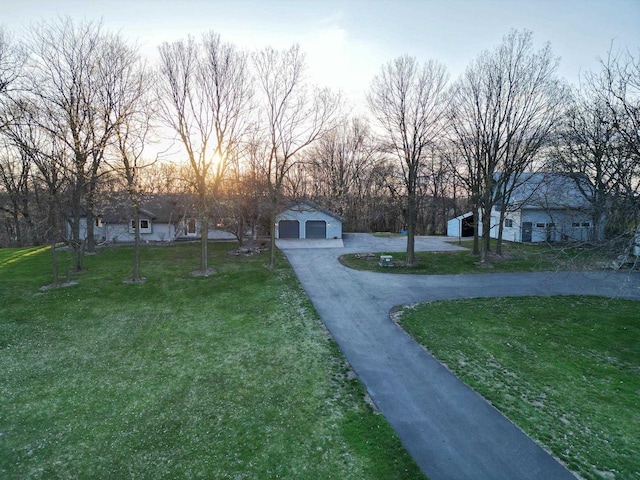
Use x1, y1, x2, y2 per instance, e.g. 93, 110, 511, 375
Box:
279, 233, 640, 480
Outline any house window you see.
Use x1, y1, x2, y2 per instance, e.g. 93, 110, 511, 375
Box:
572, 222, 581, 227
187, 218, 197, 235
581, 222, 591, 227
536, 223, 545, 228
130, 219, 152, 234
504, 219, 513, 228
95, 217, 103, 227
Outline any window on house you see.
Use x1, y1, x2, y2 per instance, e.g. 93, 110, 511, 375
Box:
130, 219, 152, 233
504, 219, 513, 228
536, 223, 545, 228
95, 217, 103, 227
187, 218, 197, 234
572, 222, 581, 227
582, 222, 591, 227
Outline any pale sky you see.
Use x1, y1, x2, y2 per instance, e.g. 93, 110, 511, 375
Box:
2, 0, 639, 113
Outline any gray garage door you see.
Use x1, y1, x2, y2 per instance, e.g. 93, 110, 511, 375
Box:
306, 220, 326, 239
279, 220, 299, 238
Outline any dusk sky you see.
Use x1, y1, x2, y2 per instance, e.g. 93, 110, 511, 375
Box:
3, 0, 639, 112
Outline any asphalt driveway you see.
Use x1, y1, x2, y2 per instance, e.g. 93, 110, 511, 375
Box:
279, 233, 640, 480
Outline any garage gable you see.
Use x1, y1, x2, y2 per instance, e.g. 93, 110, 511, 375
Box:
276, 200, 343, 239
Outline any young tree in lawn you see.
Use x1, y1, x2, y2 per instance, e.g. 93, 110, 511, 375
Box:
449, 30, 566, 261
367, 55, 449, 266
109, 42, 155, 283
253, 45, 340, 269
158, 33, 253, 275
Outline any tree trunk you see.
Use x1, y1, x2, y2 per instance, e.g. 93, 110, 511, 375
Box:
200, 192, 209, 273
50, 203, 59, 285
480, 204, 492, 264
472, 205, 480, 255
268, 197, 277, 270
496, 208, 506, 256
71, 188, 84, 272
406, 192, 416, 267
133, 204, 141, 282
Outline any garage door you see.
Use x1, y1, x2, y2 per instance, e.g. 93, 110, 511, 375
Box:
279, 220, 299, 238
306, 220, 326, 239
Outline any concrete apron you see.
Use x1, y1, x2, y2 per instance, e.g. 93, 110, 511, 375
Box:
275, 238, 344, 249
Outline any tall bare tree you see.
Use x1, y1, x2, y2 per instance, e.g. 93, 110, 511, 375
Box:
253, 45, 340, 269
109, 43, 155, 283
368, 55, 449, 266
0, 27, 25, 100
25, 18, 133, 269
158, 33, 253, 274
553, 48, 640, 246
450, 30, 566, 261
3, 101, 70, 284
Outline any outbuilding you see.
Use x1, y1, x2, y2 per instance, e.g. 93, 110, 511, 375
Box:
447, 212, 476, 238
276, 200, 343, 240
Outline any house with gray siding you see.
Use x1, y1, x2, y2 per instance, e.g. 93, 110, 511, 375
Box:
448, 173, 600, 243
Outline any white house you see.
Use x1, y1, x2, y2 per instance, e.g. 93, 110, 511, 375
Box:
276, 200, 343, 239
447, 173, 599, 243
67, 195, 235, 244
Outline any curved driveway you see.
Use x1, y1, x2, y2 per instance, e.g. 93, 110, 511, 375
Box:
278, 233, 640, 480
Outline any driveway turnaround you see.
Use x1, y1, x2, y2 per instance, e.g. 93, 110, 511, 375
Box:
279, 233, 640, 480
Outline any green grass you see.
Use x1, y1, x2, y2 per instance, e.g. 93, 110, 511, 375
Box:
371, 232, 405, 238
397, 296, 640, 480
340, 240, 602, 274
0, 243, 424, 480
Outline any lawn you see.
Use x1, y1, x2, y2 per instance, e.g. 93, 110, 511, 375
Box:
340, 240, 604, 274
396, 296, 640, 480
0, 243, 424, 480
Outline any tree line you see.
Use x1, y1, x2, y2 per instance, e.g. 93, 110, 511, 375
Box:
0, 19, 638, 284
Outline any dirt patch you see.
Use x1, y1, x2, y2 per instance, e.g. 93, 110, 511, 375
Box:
191, 267, 216, 277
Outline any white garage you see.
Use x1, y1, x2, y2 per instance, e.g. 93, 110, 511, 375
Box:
276, 200, 343, 240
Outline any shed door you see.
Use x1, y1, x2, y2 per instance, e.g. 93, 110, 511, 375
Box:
522, 222, 532, 242
279, 220, 299, 239
306, 220, 326, 239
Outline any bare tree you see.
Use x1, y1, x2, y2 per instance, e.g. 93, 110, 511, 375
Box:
158, 33, 253, 275
24, 18, 132, 269
109, 43, 155, 283
3, 101, 70, 285
253, 45, 340, 269
0, 140, 35, 246
552, 48, 640, 250
450, 30, 566, 261
306, 117, 379, 218
368, 55, 449, 266
0, 27, 25, 99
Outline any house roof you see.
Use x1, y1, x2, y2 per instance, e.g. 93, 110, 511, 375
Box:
496, 172, 591, 210
99, 194, 197, 224
279, 199, 344, 222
